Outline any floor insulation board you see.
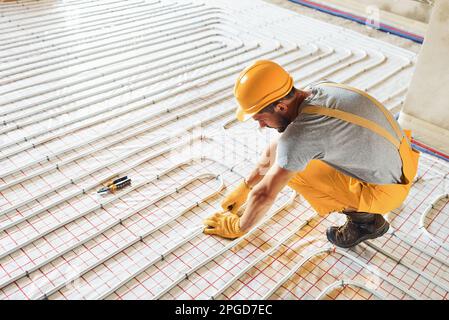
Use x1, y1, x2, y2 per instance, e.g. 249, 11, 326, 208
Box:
0, 0, 448, 300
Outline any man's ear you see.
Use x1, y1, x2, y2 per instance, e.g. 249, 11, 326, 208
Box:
274, 101, 288, 113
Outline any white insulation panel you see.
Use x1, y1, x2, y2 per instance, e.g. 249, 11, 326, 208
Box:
0, 0, 448, 300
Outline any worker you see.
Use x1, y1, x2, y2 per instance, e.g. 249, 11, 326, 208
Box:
203, 60, 420, 248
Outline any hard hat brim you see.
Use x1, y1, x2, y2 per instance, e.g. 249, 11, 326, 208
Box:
236, 107, 254, 122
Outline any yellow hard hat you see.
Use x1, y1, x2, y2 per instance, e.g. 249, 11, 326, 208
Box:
233, 60, 293, 121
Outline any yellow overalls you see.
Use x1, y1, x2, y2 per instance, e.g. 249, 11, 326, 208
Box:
287, 83, 420, 216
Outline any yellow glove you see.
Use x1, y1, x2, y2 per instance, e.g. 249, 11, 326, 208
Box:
203, 211, 246, 239
221, 180, 251, 214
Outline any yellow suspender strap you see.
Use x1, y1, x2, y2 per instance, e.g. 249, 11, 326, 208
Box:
318, 82, 404, 141
301, 105, 401, 149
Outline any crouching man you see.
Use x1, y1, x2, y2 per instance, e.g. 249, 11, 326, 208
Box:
203, 60, 419, 248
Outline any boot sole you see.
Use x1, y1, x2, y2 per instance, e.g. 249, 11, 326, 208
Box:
328, 221, 390, 249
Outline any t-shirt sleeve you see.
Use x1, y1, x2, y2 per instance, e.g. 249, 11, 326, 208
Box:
276, 125, 322, 172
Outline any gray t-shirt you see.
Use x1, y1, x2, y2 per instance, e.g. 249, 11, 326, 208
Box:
276, 81, 403, 184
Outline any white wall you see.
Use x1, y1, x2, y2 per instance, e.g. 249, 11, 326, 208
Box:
399, 0, 449, 153
358, 0, 431, 22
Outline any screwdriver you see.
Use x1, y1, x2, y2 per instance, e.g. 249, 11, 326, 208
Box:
97, 176, 131, 194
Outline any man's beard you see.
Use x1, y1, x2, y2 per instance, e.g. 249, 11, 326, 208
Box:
275, 116, 291, 133
265, 115, 291, 133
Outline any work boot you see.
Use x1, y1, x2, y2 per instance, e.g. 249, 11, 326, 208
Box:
326, 212, 389, 248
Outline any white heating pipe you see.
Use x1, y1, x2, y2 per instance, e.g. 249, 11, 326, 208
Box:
0, 94, 230, 193
0, 158, 222, 261
0, 38, 230, 130
0, 29, 240, 119
315, 279, 386, 300
0, 1, 159, 36
261, 246, 420, 300
0, 5, 218, 61
0, 16, 223, 90
33, 169, 226, 300
0, 172, 224, 291
387, 228, 449, 268
0, 2, 196, 50
364, 240, 449, 293
0, 37, 275, 154
1, 19, 225, 95
209, 215, 319, 300
0, 46, 304, 216
419, 193, 449, 251
0, 0, 123, 20
0, 44, 319, 183
1, 18, 226, 89
2, 38, 384, 174
98, 188, 297, 300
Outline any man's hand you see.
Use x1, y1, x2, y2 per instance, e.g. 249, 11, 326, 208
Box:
220, 180, 251, 215
203, 211, 246, 239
